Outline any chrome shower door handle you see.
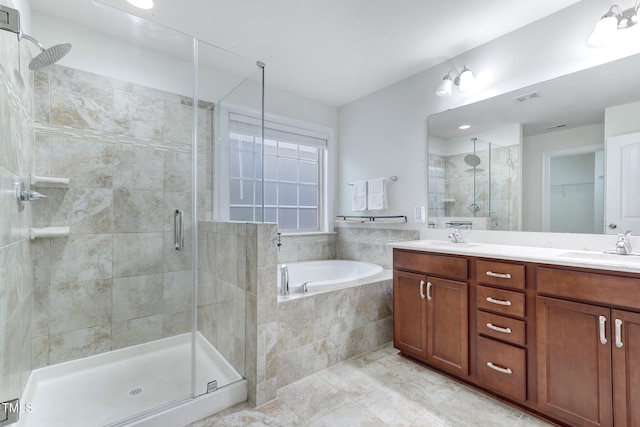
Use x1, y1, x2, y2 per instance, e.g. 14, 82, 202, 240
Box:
174, 209, 184, 251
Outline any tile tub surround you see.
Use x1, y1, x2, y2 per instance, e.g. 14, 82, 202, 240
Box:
335, 227, 420, 270
0, 0, 35, 408
201, 222, 399, 407
31, 64, 213, 367
275, 277, 393, 389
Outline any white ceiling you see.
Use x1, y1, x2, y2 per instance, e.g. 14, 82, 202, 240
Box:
30, 0, 583, 106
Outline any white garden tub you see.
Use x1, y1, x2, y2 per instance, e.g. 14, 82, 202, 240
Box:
276, 260, 387, 299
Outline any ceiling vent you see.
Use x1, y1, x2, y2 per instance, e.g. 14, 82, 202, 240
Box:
512, 91, 540, 103
543, 124, 567, 130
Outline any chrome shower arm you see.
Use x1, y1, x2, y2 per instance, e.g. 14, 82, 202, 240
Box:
18, 32, 46, 51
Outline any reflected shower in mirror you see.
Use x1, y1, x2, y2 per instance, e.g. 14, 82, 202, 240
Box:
427, 53, 640, 234
428, 125, 520, 231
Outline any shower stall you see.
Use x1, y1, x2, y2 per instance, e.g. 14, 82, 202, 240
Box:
0, 2, 264, 426
428, 137, 519, 231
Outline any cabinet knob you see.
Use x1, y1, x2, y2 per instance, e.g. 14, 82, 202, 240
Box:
419, 280, 425, 299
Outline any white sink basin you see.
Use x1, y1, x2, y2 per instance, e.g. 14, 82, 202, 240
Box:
422, 241, 480, 248
558, 251, 640, 261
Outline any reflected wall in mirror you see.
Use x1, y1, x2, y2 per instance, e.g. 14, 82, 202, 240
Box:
427, 53, 640, 234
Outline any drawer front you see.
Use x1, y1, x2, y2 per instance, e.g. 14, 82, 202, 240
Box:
476, 260, 525, 290
477, 285, 525, 318
476, 311, 525, 346
537, 267, 640, 310
477, 336, 527, 402
394, 250, 468, 280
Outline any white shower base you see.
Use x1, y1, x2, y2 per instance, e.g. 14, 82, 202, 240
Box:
18, 333, 245, 427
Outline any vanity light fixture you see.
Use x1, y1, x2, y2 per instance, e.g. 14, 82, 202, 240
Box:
588, 1, 639, 46
435, 66, 476, 97
127, 0, 154, 9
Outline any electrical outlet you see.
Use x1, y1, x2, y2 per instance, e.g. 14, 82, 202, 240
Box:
414, 206, 425, 223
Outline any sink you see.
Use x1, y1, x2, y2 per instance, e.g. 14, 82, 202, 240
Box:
558, 251, 640, 261
422, 241, 480, 248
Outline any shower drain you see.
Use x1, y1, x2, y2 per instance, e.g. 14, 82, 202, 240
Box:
129, 388, 143, 396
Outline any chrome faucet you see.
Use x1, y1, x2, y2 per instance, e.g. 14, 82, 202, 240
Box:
279, 264, 289, 296
448, 228, 465, 243
615, 231, 633, 255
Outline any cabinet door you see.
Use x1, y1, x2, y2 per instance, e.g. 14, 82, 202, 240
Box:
612, 309, 640, 427
393, 270, 428, 361
537, 297, 613, 427
426, 276, 468, 376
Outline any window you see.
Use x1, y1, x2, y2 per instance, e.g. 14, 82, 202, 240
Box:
225, 111, 327, 231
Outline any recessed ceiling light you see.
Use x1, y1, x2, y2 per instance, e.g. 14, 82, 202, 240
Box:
458, 124, 471, 130
127, 0, 154, 9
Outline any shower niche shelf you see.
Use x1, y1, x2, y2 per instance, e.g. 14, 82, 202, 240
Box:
30, 174, 70, 188
30, 227, 70, 240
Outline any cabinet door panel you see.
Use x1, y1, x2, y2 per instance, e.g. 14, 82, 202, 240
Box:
612, 309, 640, 427
426, 276, 468, 376
393, 271, 428, 361
537, 297, 612, 427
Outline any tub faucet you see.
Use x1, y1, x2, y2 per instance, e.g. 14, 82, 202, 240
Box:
280, 264, 289, 296
615, 231, 633, 255
448, 228, 465, 243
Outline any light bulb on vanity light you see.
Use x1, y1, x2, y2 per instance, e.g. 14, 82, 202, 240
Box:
435, 65, 476, 97
457, 66, 476, 92
588, 3, 639, 46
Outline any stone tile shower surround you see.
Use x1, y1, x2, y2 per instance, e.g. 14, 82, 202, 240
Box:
31, 65, 213, 367
429, 145, 520, 230
0, 0, 35, 406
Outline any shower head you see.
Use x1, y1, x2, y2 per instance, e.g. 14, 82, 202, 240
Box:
464, 154, 481, 167
19, 33, 72, 70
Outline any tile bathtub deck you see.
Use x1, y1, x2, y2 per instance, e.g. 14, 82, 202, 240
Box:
189, 344, 554, 427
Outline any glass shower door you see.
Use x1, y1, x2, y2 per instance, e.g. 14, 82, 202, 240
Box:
26, 4, 198, 426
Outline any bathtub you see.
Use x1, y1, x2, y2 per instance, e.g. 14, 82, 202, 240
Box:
276, 260, 388, 298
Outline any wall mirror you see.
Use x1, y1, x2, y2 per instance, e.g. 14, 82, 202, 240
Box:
427, 53, 640, 234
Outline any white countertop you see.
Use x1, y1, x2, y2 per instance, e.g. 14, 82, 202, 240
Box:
389, 240, 640, 274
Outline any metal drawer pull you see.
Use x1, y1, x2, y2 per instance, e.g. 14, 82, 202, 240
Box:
486, 323, 512, 334
486, 271, 512, 279
426, 281, 432, 301
487, 362, 512, 375
419, 280, 425, 299
486, 297, 512, 306
615, 319, 623, 349
599, 315, 607, 345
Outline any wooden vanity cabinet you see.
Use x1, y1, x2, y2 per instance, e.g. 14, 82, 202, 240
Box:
537, 267, 640, 427
474, 259, 528, 402
394, 248, 640, 427
393, 250, 469, 377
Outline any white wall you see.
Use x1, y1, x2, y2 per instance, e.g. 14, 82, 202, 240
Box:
337, 0, 640, 235
605, 100, 640, 138
522, 123, 604, 231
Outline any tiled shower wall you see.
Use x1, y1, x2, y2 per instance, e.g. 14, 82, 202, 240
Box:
30, 65, 213, 367
428, 146, 520, 230
0, 0, 34, 405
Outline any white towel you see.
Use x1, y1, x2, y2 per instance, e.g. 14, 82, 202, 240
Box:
352, 180, 367, 211
367, 178, 388, 211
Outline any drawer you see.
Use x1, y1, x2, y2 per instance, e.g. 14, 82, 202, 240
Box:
476, 311, 525, 346
537, 267, 640, 310
477, 336, 527, 402
476, 260, 525, 290
477, 285, 525, 318
394, 250, 468, 281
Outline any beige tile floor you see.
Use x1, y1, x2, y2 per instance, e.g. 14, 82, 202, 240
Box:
189, 344, 554, 427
